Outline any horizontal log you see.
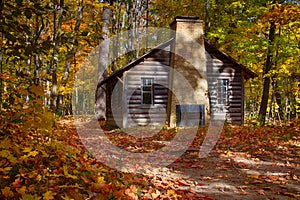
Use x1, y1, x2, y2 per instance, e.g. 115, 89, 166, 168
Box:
126, 80, 169, 86
127, 75, 169, 81
128, 103, 166, 107
128, 116, 167, 121
133, 64, 170, 70
126, 85, 169, 91
227, 113, 242, 117
127, 71, 169, 76
127, 99, 168, 104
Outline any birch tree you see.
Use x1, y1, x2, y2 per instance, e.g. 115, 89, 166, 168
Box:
95, 0, 112, 120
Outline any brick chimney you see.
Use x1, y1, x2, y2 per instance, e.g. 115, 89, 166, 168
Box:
167, 16, 210, 127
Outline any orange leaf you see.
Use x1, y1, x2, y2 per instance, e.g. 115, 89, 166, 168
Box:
12, 178, 22, 189
125, 185, 138, 200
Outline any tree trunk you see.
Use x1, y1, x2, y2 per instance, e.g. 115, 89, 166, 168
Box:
127, 2, 135, 60
258, 21, 276, 125
273, 79, 284, 121
205, 0, 210, 36
51, 0, 64, 113
95, 0, 112, 120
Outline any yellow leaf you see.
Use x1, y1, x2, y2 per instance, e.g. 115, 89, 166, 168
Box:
63, 165, 77, 179
16, 186, 26, 196
63, 165, 69, 175
28, 150, 39, 157
0, 150, 10, 157
0, 167, 12, 173
1, 186, 14, 198
0, 150, 17, 164
36, 174, 42, 182
96, 176, 105, 184
0, 137, 11, 149
23, 147, 32, 153
167, 189, 176, 196
43, 191, 55, 200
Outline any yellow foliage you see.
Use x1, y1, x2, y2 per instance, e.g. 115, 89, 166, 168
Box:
1, 187, 14, 198
43, 191, 55, 200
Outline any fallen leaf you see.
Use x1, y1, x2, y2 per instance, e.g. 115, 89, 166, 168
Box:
257, 189, 265, 195
43, 191, 55, 200
1, 186, 14, 198
12, 178, 22, 189
280, 191, 299, 198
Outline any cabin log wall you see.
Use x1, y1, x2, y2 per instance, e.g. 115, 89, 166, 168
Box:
125, 51, 170, 127
206, 53, 244, 125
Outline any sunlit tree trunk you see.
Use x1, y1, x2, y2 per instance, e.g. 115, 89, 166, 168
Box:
127, 1, 134, 60
95, 0, 112, 120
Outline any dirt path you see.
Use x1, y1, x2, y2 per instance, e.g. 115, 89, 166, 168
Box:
144, 148, 300, 200
73, 120, 300, 199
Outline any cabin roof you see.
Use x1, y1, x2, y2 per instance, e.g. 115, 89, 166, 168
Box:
98, 38, 257, 87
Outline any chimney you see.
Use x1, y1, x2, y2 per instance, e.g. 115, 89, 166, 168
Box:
167, 16, 210, 127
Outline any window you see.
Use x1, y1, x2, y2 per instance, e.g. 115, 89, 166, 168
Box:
141, 78, 153, 104
217, 79, 228, 104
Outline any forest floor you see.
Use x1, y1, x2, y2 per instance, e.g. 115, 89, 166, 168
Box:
72, 119, 300, 200
2, 117, 299, 199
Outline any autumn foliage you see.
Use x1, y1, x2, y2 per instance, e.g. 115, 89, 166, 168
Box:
1, 0, 300, 199
1, 98, 299, 199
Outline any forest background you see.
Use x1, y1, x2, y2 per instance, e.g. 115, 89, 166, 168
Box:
0, 0, 300, 199
1, 0, 299, 125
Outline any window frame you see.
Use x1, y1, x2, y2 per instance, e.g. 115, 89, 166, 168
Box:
217, 79, 229, 105
141, 78, 154, 105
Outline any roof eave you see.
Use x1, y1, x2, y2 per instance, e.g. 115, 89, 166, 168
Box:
97, 38, 174, 88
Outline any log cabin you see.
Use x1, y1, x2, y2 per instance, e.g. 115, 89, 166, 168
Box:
98, 16, 257, 128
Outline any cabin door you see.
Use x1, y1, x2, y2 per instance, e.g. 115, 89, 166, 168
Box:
176, 104, 205, 127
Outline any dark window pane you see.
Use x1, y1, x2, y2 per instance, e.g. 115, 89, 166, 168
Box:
143, 93, 152, 104
141, 78, 153, 104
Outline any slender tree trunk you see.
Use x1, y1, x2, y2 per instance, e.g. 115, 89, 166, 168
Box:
268, 86, 274, 121
273, 79, 284, 121
127, 2, 134, 60
258, 21, 276, 125
95, 0, 112, 120
33, 55, 41, 85
51, 0, 64, 113
145, 0, 149, 49
33, 14, 45, 86
289, 77, 297, 119
111, 1, 120, 73
205, 0, 210, 36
